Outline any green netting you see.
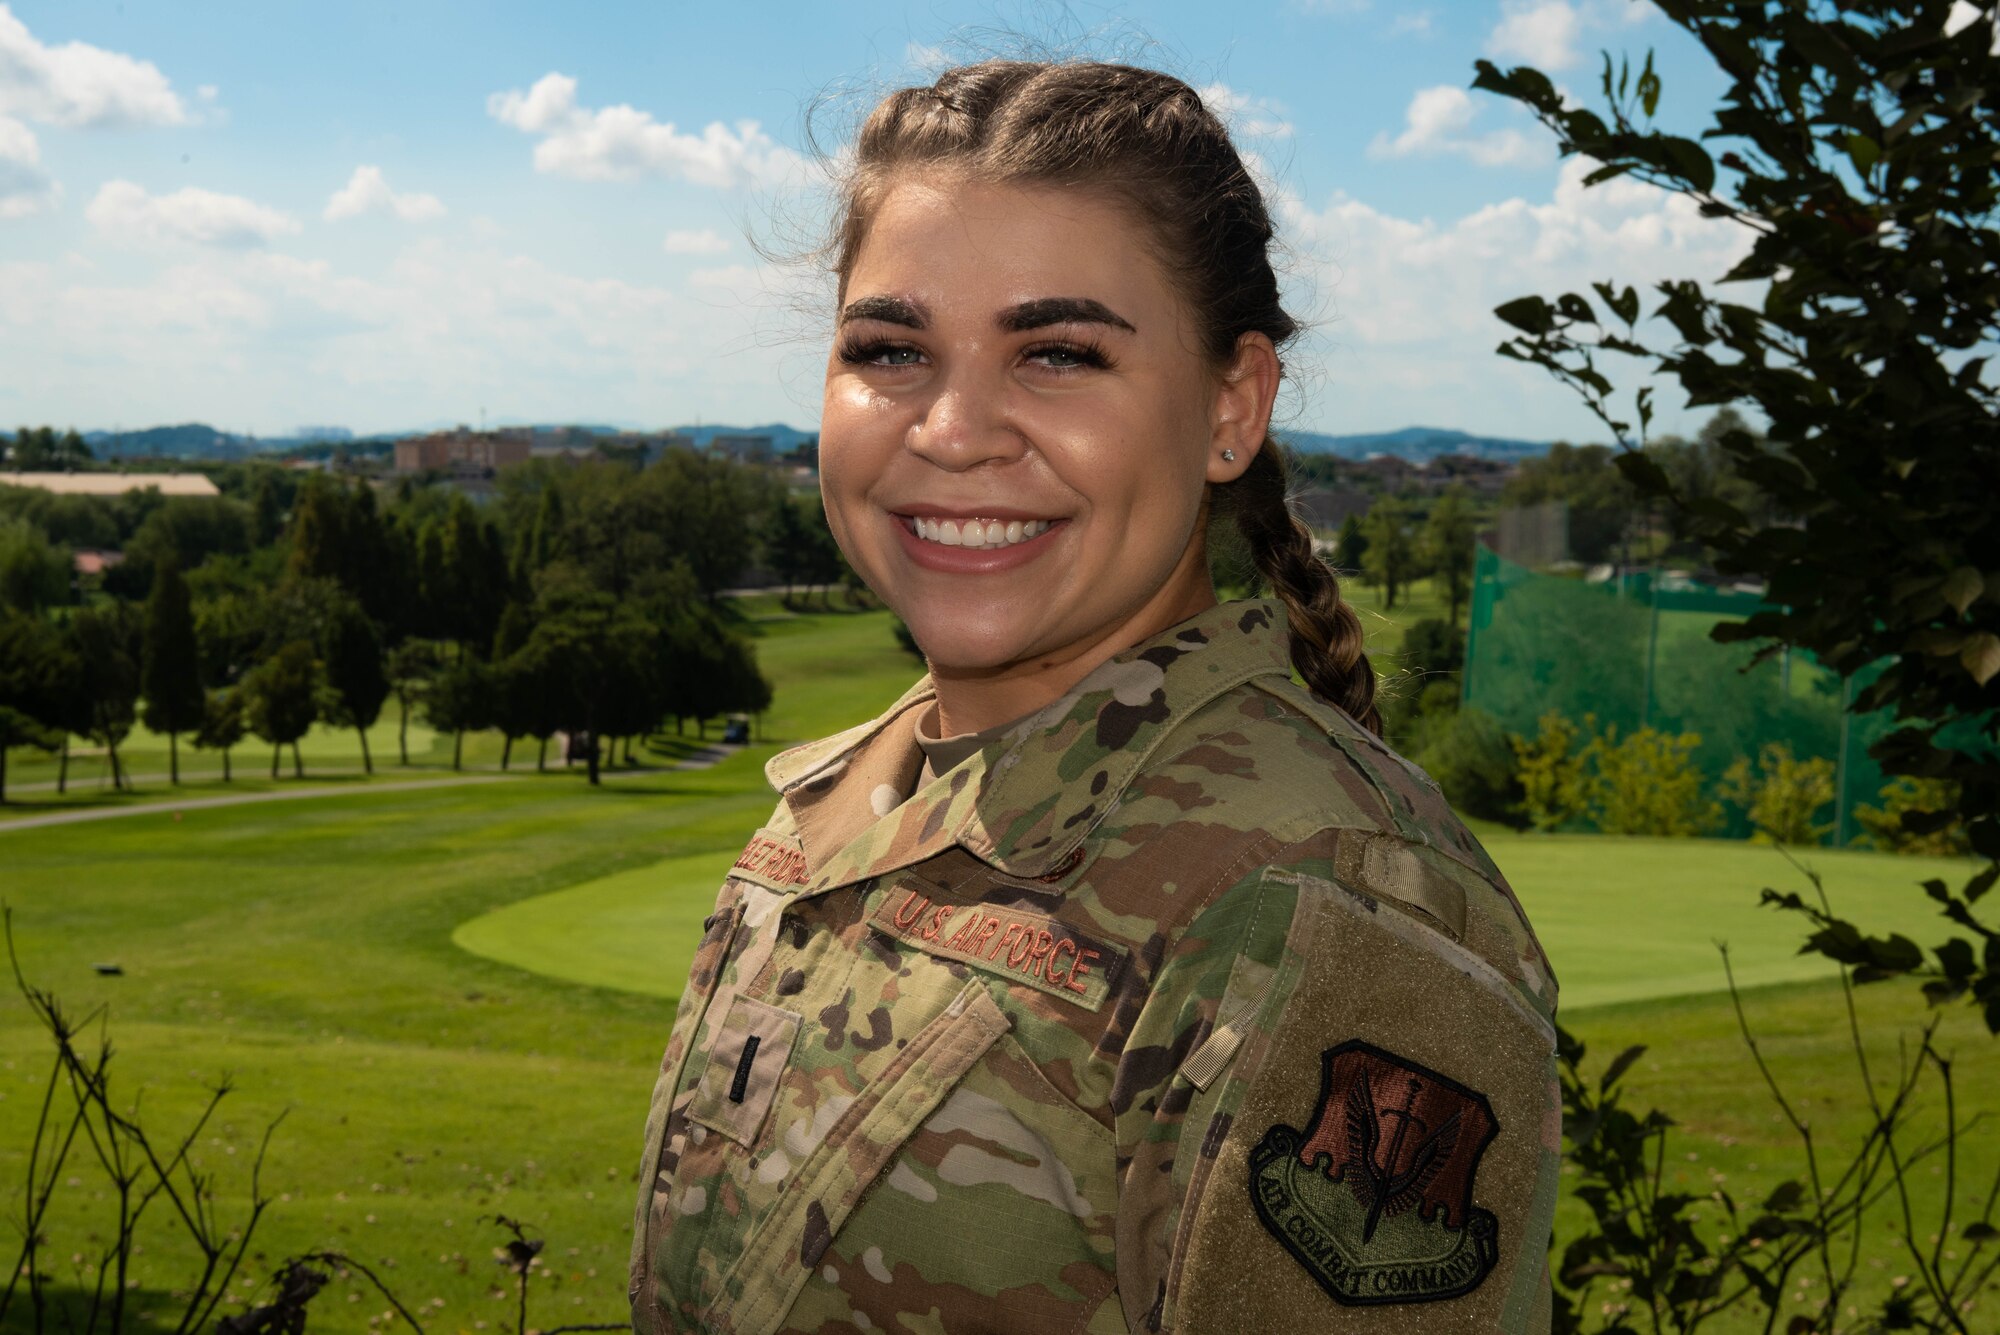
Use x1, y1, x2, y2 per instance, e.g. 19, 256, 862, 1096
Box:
1462, 544, 1896, 844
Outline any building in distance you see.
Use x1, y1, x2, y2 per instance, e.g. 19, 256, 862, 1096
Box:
392, 428, 532, 476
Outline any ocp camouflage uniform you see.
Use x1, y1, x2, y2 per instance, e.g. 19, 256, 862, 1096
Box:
630, 598, 1561, 1334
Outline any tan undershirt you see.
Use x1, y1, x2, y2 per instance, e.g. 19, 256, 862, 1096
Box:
911, 703, 1025, 792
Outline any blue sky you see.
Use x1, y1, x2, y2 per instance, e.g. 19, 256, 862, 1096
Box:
0, 1, 1750, 442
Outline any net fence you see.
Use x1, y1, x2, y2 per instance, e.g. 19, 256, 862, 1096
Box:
1461, 544, 1894, 844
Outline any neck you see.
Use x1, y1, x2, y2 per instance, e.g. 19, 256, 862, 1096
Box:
928, 563, 1220, 736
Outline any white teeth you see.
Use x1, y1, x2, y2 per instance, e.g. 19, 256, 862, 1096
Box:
911, 517, 1051, 549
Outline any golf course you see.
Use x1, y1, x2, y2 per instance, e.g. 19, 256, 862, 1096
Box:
1, 594, 1990, 1333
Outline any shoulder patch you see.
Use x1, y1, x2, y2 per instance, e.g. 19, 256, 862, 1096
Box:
1248, 1039, 1500, 1306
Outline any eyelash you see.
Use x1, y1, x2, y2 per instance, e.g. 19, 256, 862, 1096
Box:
834, 337, 1115, 373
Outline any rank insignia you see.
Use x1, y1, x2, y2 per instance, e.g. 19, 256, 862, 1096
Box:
1249, 1040, 1500, 1306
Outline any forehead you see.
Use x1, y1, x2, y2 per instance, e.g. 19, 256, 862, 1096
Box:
845, 174, 1182, 320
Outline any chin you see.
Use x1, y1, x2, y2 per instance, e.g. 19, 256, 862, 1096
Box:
896, 611, 1048, 677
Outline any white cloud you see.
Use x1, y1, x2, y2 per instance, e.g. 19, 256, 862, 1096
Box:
197, 84, 218, 102
0, 4, 188, 127
486, 72, 804, 189
1200, 83, 1294, 140
86, 179, 301, 248
1368, 85, 1551, 168
662, 227, 729, 255
1269, 157, 1751, 434
324, 165, 445, 222
0, 230, 821, 435
1385, 12, 1434, 37
0, 114, 58, 217
1487, 1, 1586, 69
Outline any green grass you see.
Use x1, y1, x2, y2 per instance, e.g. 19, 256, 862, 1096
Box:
1, 596, 1991, 1332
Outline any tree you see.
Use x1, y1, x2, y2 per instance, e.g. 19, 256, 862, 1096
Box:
195, 687, 245, 782
68, 604, 141, 791
0, 610, 64, 801
1498, 441, 1638, 566
1360, 497, 1416, 610
1476, 0, 2000, 1029
140, 556, 205, 784
385, 640, 440, 766
1421, 487, 1480, 623
1331, 513, 1368, 574
242, 640, 320, 778
248, 467, 285, 547
421, 657, 495, 771
319, 602, 388, 774
0, 517, 71, 613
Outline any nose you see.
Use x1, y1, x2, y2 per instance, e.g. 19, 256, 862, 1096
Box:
905, 370, 1028, 472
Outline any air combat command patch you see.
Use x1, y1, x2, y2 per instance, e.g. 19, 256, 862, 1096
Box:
1249, 1039, 1501, 1306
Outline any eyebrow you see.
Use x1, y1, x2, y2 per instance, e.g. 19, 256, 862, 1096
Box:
837, 294, 1137, 334
998, 297, 1136, 334
840, 295, 927, 328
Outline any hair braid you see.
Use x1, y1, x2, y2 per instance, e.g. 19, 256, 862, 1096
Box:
1222, 444, 1380, 733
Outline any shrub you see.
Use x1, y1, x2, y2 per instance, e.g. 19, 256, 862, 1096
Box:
889, 616, 924, 662
1510, 711, 1593, 833
1855, 777, 1972, 857
1720, 742, 1836, 845
1399, 617, 1464, 678
1586, 725, 1722, 837
1414, 706, 1524, 827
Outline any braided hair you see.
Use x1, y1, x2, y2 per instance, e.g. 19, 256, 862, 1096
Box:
830, 60, 1379, 733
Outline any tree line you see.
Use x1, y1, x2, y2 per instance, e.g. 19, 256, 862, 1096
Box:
0, 447, 841, 796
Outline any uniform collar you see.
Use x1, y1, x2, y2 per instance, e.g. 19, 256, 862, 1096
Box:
765, 599, 1297, 895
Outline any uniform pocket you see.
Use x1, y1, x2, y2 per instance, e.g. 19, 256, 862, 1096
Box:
700, 979, 1011, 1335
688, 995, 802, 1148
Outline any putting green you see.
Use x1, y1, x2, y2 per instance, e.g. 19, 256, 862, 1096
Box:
452, 849, 740, 998
453, 830, 1978, 1013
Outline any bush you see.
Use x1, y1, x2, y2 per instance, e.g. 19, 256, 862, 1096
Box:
1414, 706, 1524, 827
1510, 711, 1593, 833
1719, 742, 1836, 845
1400, 617, 1464, 676
1586, 725, 1722, 838
889, 616, 924, 662
1855, 777, 1972, 857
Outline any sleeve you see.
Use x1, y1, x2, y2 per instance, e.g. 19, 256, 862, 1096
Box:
1110, 835, 1560, 1334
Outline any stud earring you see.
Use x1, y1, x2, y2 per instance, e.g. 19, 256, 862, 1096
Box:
1221, 449, 1237, 463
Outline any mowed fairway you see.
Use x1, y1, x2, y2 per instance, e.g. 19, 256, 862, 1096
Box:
3, 597, 1994, 1332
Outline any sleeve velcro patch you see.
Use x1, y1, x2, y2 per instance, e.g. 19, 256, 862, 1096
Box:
867, 886, 1124, 1011
1249, 1040, 1500, 1306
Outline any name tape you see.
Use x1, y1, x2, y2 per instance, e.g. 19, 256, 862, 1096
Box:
867, 887, 1123, 1011
732, 836, 810, 889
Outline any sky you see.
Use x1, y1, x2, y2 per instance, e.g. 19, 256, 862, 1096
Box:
0, 0, 1761, 443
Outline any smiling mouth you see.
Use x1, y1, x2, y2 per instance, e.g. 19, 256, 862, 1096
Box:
905, 516, 1057, 550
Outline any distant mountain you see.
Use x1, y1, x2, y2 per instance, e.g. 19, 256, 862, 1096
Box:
667, 423, 818, 454
82, 424, 261, 459
47, 420, 1539, 464
1282, 426, 1547, 462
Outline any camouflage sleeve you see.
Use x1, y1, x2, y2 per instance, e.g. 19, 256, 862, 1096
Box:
1112, 833, 1560, 1333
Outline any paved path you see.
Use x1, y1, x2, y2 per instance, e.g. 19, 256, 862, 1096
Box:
0, 742, 745, 834
0, 774, 522, 834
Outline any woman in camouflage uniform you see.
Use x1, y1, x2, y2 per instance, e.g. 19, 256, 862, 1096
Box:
632, 60, 1560, 1335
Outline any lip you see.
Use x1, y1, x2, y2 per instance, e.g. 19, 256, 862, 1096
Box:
895, 503, 1060, 522
889, 511, 1066, 574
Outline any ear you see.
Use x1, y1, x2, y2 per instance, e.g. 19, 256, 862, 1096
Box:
1206, 331, 1280, 485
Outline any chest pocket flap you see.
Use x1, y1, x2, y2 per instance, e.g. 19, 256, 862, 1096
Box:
702, 979, 1011, 1335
